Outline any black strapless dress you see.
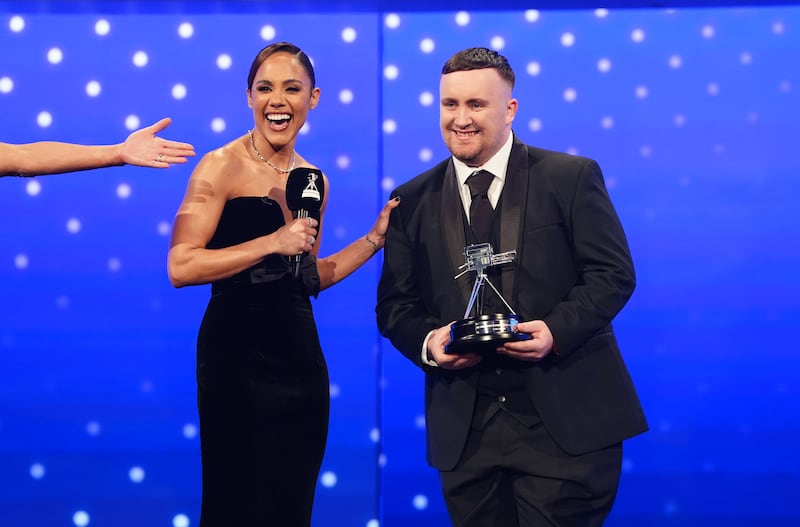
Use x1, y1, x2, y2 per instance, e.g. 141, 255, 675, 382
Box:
196, 197, 328, 527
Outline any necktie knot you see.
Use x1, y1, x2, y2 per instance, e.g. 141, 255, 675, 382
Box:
466, 170, 494, 199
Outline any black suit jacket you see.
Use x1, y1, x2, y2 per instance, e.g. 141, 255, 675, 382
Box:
377, 137, 648, 471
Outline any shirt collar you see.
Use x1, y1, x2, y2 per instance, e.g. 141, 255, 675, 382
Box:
453, 131, 514, 186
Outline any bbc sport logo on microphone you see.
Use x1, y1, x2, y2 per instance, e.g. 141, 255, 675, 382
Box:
302, 171, 321, 201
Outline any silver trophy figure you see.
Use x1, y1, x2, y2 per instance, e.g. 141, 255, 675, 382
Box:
446, 243, 531, 354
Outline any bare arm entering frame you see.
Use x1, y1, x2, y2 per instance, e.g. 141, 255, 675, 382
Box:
0, 117, 195, 177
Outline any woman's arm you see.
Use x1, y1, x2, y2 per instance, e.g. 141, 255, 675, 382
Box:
167, 151, 317, 288
0, 117, 194, 177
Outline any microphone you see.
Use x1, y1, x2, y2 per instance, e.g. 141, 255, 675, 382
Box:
285, 167, 325, 279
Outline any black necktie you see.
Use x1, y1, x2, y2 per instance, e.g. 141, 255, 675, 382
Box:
466, 170, 494, 242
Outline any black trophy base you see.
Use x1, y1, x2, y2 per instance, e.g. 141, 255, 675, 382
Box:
445, 313, 532, 355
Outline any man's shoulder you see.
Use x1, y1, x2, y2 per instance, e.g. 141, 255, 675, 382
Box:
393, 157, 451, 196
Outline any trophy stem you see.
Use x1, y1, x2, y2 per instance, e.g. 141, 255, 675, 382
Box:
464, 274, 486, 319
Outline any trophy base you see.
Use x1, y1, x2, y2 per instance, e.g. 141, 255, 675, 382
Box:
445, 313, 532, 355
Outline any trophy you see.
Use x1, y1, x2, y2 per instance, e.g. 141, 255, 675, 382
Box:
445, 243, 531, 355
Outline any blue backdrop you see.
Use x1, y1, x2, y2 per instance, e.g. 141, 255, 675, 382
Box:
1, 3, 798, 527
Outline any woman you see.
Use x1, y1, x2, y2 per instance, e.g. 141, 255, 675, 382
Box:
167, 42, 398, 526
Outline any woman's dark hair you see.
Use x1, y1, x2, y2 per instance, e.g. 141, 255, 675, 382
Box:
441, 47, 515, 89
247, 42, 316, 90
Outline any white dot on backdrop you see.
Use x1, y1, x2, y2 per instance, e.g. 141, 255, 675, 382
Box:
260, 25, 276, 40
674, 114, 687, 127
378, 452, 387, 467
369, 428, 380, 443
47, 48, 63, 64
740, 52, 753, 65
67, 218, 81, 234
601, 116, 614, 129
178, 22, 194, 38
384, 64, 399, 80
116, 183, 131, 199
329, 383, 340, 398
420, 38, 435, 53
341, 27, 357, 43
707, 82, 720, 96
9, 15, 25, 32
30, 463, 45, 479
713, 144, 725, 156
701, 24, 715, 39
0, 76, 13, 93
635, 85, 649, 99
339, 89, 354, 104
86, 81, 101, 97
300, 122, 311, 135
129, 466, 145, 483
528, 118, 542, 132
415, 414, 426, 429
668, 55, 682, 69
336, 155, 350, 169
172, 83, 187, 100
94, 19, 110, 36
210, 117, 226, 133
413, 495, 429, 510
385, 13, 400, 29
779, 80, 791, 93
26, 179, 41, 196
367, 520, 380, 527
37, 111, 53, 128
455, 11, 470, 26
157, 221, 171, 236
560, 32, 575, 47
597, 58, 611, 73
640, 145, 652, 157
182, 423, 198, 439
14, 254, 29, 270
173, 514, 190, 527
419, 148, 433, 162
419, 91, 434, 106
772, 21, 785, 35
526, 61, 541, 76
217, 53, 232, 70
383, 119, 397, 134
490, 36, 506, 50
87, 420, 101, 436
631, 28, 646, 43
595, 8, 610, 18
132, 51, 148, 67
320, 471, 337, 488
125, 115, 141, 130
73, 510, 90, 527
108, 258, 121, 272
56, 295, 70, 309
567, 146, 580, 155
525, 10, 540, 22
381, 177, 396, 192
563, 88, 577, 102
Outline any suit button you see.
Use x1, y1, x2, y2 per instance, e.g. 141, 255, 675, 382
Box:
498, 395, 507, 403
495, 368, 502, 375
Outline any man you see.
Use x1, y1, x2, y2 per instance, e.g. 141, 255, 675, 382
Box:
1, 117, 194, 177
377, 47, 647, 526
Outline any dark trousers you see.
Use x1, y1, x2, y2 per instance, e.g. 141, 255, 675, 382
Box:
439, 410, 622, 527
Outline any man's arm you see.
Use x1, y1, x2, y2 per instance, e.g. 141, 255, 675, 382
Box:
1, 117, 194, 177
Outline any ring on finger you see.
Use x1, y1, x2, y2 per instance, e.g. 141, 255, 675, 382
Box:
156, 153, 164, 163
307, 217, 312, 227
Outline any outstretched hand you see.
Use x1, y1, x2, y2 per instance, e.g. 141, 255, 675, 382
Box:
120, 117, 196, 168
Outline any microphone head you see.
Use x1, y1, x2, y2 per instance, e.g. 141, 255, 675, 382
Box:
286, 167, 325, 213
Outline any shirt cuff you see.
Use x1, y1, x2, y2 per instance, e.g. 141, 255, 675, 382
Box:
421, 329, 439, 367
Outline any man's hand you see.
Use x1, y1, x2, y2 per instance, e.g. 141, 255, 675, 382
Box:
497, 319, 555, 361
427, 323, 482, 369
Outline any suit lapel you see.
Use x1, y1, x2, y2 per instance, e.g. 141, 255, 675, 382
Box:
498, 140, 529, 310
441, 160, 472, 309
